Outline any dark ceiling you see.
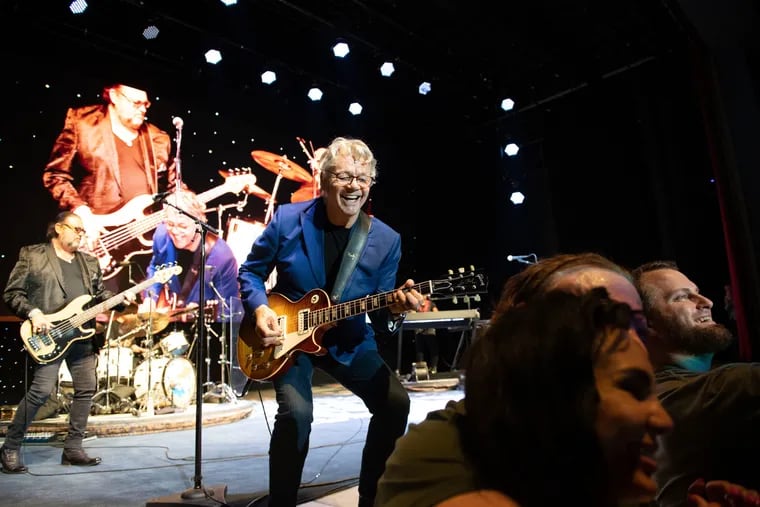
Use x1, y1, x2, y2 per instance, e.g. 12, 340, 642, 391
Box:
3, 0, 689, 129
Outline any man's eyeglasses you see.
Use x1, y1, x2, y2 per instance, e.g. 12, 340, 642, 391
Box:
117, 89, 151, 109
59, 223, 86, 235
326, 171, 376, 188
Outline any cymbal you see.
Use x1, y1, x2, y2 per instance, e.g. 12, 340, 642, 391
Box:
251, 150, 313, 184
216, 170, 274, 201
117, 312, 171, 337
291, 182, 318, 203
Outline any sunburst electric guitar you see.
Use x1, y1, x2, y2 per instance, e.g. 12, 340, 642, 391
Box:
237, 268, 488, 382
80, 168, 258, 280
20, 264, 182, 364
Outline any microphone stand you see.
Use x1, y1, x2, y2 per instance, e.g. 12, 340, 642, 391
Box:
147, 199, 227, 506
173, 121, 183, 194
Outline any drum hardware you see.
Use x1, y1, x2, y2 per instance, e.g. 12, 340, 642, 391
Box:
293, 137, 323, 203
202, 280, 237, 403
92, 311, 136, 415
251, 150, 312, 225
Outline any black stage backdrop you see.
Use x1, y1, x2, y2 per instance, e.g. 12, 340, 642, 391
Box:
1, 2, 755, 404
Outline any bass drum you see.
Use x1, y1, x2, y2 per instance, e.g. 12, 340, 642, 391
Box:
133, 357, 196, 409
225, 217, 266, 267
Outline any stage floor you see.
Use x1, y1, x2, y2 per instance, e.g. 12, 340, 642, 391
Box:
0, 381, 463, 507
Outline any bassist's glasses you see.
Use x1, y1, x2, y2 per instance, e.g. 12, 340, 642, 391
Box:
59, 223, 86, 235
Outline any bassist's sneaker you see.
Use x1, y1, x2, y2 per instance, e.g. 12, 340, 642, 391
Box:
0, 445, 28, 473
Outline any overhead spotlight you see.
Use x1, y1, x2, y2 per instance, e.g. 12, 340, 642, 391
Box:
307, 87, 323, 101
69, 0, 87, 14
332, 42, 350, 58
261, 71, 277, 85
418, 82, 432, 95
142, 25, 160, 40
220, 0, 237, 5
380, 62, 395, 77
501, 98, 515, 111
204, 49, 222, 64
348, 102, 363, 116
510, 191, 525, 205
504, 143, 520, 156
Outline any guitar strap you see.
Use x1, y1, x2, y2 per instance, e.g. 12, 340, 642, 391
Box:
330, 211, 371, 303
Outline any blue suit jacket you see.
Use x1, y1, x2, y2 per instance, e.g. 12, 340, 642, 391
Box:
238, 199, 402, 365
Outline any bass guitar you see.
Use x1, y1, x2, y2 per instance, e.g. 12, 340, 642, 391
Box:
80, 168, 259, 280
20, 264, 182, 364
237, 267, 488, 382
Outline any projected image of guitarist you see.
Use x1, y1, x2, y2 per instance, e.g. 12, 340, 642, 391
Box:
1, 211, 136, 473
41, 81, 183, 292
238, 137, 423, 507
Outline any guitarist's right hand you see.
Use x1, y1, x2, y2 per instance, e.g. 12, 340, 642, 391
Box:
254, 304, 283, 347
29, 309, 52, 335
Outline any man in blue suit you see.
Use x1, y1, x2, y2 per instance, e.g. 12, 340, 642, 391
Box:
239, 137, 423, 507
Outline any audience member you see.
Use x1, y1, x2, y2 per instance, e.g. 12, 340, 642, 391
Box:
632, 260, 760, 507
379, 286, 673, 506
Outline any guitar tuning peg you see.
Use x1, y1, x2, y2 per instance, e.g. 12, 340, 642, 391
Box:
473, 295, 481, 302
457, 267, 465, 274
452, 296, 458, 305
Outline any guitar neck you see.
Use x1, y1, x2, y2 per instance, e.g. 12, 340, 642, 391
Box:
197, 185, 232, 204
309, 281, 433, 327
67, 276, 160, 329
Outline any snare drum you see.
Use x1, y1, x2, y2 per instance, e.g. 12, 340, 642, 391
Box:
96, 347, 134, 382
159, 331, 189, 357
133, 357, 196, 409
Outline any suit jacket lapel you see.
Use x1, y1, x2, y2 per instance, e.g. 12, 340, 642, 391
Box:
302, 202, 325, 287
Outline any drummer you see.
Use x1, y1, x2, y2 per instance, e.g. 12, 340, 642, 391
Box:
140, 189, 240, 322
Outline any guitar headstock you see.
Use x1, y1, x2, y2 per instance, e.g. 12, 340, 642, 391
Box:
218, 167, 257, 194
430, 266, 488, 302
154, 263, 183, 283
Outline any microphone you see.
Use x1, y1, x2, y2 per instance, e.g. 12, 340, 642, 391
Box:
153, 190, 173, 202
507, 254, 537, 265
172, 116, 184, 130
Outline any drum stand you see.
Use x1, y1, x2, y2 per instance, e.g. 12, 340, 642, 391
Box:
92, 311, 134, 415
203, 281, 236, 403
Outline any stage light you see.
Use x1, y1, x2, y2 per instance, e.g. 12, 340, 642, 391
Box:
510, 191, 525, 205
501, 98, 515, 111
205, 49, 222, 64
380, 62, 395, 77
348, 102, 363, 116
142, 25, 159, 40
504, 143, 519, 156
261, 71, 277, 85
418, 82, 432, 95
69, 0, 87, 14
220, 0, 237, 5
332, 42, 350, 58
307, 87, 323, 101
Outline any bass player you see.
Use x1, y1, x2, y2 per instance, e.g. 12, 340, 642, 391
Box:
1, 211, 135, 472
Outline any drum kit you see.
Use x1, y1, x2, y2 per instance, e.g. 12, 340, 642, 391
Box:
224, 139, 321, 270
56, 306, 201, 416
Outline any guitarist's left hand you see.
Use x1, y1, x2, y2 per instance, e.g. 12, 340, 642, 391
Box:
389, 279, 426, 315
